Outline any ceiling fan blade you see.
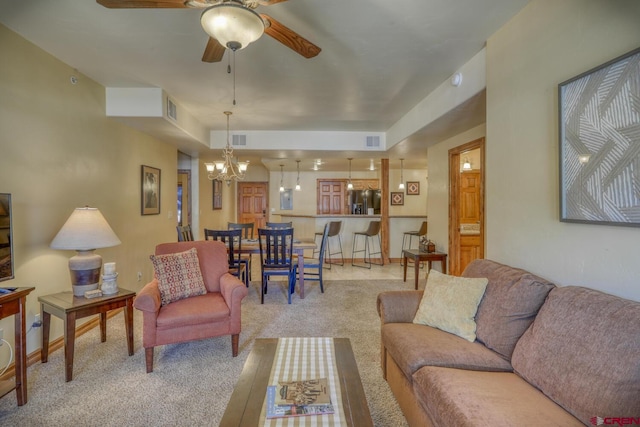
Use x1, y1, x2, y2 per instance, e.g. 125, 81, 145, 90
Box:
96, 0, 189, 8
261, 14, 321, 59
202, 37, 226, 63
256, 0, 289, 5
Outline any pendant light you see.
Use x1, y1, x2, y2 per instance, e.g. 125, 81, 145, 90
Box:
462, 158, 472, 170
295, 160, 301, 191
279, 164, 285, 192
399, 159, 405, 190
347, 158, 354, 190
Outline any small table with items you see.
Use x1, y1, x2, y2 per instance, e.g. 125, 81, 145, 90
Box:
0, 287, 34, 406
402, 249, 448, 290
38, 288, 136, 382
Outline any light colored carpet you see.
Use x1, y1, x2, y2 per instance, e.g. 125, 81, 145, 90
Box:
0, 279, 409, 427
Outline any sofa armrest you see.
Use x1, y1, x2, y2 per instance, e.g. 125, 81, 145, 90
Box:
219, 272, 249, 307
133, 279, 161, 313
377, 290, 424, 324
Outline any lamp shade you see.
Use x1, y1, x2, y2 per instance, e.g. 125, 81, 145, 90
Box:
51, 207, 121, 251
200, 4, 265, 50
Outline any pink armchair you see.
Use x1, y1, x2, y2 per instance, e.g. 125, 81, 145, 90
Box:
133, 240, 248, 373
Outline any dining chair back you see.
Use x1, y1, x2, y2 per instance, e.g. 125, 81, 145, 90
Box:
258, 227, 295, 304
295, 223, 330, 293
204, 228, 248, 286
176, 225, 193, 242
266, 221, 293, 229
228, 222, 254, 239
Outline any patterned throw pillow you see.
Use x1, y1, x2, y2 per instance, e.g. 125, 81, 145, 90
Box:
413, 270, 488, 342
150, 248, 207, 306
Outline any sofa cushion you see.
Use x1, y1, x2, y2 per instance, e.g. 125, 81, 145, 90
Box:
382, 323, 512, 380
413, 270, 488, 342
150, 248, 207, 306
413, 366, 584, 427
462, 259, 555, 360
512, 286, 640, 425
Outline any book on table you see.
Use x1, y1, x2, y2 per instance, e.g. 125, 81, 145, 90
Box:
266, 385, 334, 419
275, 377, 331, 406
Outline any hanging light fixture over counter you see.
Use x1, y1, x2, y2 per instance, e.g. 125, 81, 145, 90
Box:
205, 111, 249, 186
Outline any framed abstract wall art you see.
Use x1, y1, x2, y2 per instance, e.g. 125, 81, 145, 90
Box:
559, 47, 640, 227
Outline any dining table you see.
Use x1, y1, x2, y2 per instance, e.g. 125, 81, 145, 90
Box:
238, 238, 317, 299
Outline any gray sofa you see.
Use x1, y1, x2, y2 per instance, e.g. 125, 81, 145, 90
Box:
377, 259, 640, 427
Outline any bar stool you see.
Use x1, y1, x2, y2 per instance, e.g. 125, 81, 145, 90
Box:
401, 221, 428, 266
351, 220, 383, 268
314, 221, 344, 269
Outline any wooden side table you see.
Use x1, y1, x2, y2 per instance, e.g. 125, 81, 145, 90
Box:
402, 249, 447, 290
39, 288, 136, 382
0, 287, 34, 406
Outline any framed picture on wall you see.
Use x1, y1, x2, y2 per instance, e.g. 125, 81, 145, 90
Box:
391, 192, 404, 206
212, 179, 222, 210
406, 181, 420, 195
559, 46, 640, 227
141, 165, 160, 215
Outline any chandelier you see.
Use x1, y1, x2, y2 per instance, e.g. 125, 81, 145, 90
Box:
205, 111, 249, 186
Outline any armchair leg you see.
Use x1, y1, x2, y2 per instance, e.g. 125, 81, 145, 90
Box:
232, 334, 239, 357
145, 347, 154, 373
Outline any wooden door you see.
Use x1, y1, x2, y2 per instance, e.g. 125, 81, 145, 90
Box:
448, 138, 485, 276
458, 171, 482, 272
237, 182, 268, 230
317, 180, 347, 214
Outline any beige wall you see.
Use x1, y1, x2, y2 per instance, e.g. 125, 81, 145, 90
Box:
485, 0, 640, 300
0, 25, 177, 358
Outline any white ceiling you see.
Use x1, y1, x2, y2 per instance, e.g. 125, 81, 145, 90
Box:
0, 0, 528, 171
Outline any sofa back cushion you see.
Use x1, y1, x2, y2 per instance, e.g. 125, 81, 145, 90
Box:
155, 240, 229, 293
462, 259, 555, 359
512, 286, 640, 425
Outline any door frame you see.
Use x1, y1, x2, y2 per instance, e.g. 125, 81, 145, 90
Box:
448, 137, 485, 275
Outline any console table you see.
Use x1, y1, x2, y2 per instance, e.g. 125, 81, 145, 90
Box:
402, 249, 447, 289
39, 288, 135, 382
0, 287, 34, 406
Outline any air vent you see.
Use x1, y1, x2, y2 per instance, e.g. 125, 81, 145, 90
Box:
232, 134, 247, 147
365, 136, 380, 149
167, 98, 177, 121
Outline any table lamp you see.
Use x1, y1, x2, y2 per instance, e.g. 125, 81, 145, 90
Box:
51, 207, 121, 296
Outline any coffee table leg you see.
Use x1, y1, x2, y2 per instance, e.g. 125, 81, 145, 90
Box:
64, 312, 77, 382
414, 256, 420, 290
125, 297, 134, 356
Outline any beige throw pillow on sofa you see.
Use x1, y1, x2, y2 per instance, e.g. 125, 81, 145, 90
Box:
413, 270, 488, 342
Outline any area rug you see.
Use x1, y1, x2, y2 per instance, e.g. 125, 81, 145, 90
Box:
0, 279, 410, 427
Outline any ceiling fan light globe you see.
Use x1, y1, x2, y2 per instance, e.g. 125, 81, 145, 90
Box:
201, 4, 265, 50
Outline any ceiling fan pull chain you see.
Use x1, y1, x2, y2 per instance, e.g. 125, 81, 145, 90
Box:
232, 49, 237, 106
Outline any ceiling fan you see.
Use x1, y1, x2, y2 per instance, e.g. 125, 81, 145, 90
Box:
96, 0, 321, 63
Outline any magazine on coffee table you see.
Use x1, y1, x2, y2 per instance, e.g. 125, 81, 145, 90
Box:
266, 386, 334, 419
275, 377, 331, 406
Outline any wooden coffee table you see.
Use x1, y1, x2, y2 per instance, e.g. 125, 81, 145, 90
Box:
220, 338, 373, 426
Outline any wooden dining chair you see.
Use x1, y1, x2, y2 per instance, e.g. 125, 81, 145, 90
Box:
176, 225, 193, 242
258, 227, 296, 304
266, 221, 292, 229
228, 222, 255, 282
228, 222, 254, 239
204, 228, 249, 286
295, 223, 329, 293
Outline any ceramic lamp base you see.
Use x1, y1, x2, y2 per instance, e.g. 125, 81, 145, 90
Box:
69, 250, 102, 296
